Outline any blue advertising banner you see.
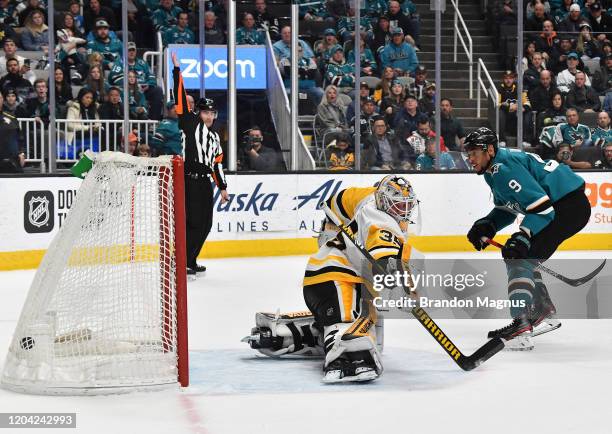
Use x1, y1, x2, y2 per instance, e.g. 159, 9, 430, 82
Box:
166, 44, 267, 90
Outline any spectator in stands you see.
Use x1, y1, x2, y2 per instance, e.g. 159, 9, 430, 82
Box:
348, 38, 378, 77
163, 11, 195, 46
315, 85, 348, 143
576, 23, 604, 61
98, 86, 122, 120
0, 21, 17, 50
362, 0, 388, 18
84, 0, 116, 33
388, 0, 417, 47
586, 2, 612, 41
56, 28, 88, 85
591, 110, 612, 146
554, 142, 593, 168
415, 137, 456, 170
439, 98, 466, 151
394, 94, 428, 143
53, 67, 73, 118
0, 0, 17, 28
559, 107, 592, 146
86, 19, 122, 71
558, 4, 587, 37
419, 82, 436, 117
23, 78, 49, 124
380, 28, 418, 76
526, 2, 551, 32
408, 118, 447, 156
324, 45, 356, 98
61, 13, 85, 41
372, 15, 392, 54
21, 10, 48, 51
236, 12, 265, 45
593, 142, 612, 168
125, 131, 139, 155
203, 11, 226, 45
296, 45, 324, 107
68, 0, 85, 36
273, 25, 315, 62
380, 79, 405, 127
364, 115, 411, 170
550, 36, 575, 75
0, 92, 23, 173
524, 51, 548, 91
125, 70, 148, 120
242, 125, 284, 171
525, 0, 550, 19
497, 70, 532, 147
137, 142, 151, 157
151, 101, 182, 155
0, 58, 33, 101
593, 53, 612, 94
557, 51, 592, 92
300, 0, 332, 23
529, 70, 557, 113
373, 66, 396, 103
346, 82, 371, 122
87, 52, 104, 70
328, 133, 354, 170
251, 0, 280, 41
496, 0, 518, 27
566, 70, 601, 111
315, 29, 339, 65
211, 0, 229, 32
2, 88, 25, 117
409, 65, 430, 100
83, 65, 108, 103
337, 3, 373, 43
350, 96, 378, 137
0, 38, 35, 84
539, 90, 567, 131
535, 20, 558, 62
151, 0, 181, 32
65, 88, 101, 146
17, 0, 46, 28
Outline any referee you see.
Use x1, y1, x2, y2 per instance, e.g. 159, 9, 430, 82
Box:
172, 52, 229, 275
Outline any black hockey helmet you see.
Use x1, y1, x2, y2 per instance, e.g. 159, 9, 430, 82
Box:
197, 97, 217, 114
464, 127, 498, 153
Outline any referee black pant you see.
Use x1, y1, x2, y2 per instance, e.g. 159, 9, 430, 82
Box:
185, 174, 214, 268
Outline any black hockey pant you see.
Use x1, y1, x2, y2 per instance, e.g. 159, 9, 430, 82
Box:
185, 174, 214, 268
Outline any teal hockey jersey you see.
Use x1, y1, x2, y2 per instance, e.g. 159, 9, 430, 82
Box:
482, 148, 585, 236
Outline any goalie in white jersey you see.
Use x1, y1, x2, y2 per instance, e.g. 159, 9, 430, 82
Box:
243, 175, 420, 383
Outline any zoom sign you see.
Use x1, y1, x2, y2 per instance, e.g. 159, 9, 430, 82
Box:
23, 190, 54, 233
166, 44, 267, 90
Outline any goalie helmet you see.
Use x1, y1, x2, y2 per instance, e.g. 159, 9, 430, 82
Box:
374, 175, 418, 224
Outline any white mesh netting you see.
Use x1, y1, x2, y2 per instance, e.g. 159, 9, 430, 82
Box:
1, 152, 183, 395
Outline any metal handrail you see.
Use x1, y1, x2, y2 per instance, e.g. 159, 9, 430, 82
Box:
477, 58, 499, 135
451, 0, 474, 98
19, 118, 46, 173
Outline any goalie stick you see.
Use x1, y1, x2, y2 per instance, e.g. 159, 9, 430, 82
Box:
321, 203, 504, 371
483, 238, 607, 287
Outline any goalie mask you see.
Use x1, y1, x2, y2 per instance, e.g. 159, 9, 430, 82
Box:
374, 175, 419, 226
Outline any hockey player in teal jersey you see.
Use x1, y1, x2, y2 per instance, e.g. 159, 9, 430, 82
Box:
464, 127, 591, 344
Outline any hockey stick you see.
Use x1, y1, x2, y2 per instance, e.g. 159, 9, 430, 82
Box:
321, 204, 504, 371
483, 238, 607, 287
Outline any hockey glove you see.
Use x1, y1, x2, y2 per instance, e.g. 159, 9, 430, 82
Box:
467, 219, 496, 251
502, 231, 531, 260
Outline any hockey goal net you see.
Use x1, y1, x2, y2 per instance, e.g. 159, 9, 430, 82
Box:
1, 152, 188, 395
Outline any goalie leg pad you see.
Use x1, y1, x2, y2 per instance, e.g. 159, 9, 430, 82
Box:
242, 311, 324, 358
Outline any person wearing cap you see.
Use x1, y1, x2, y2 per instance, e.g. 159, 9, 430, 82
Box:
409, 65, 430, 99
556, 51, 592, 92
236, 12, 266, 45
171, 51, 229, 275
497, 70, 532, 147
151, 101, 182, 156
593, 52, 612, 94
327, 133, 355, 170
347, 37, 378, 76
336, 3, 373, 43
86, 19, 122, 70
324, 45, 356, 98
558, 3, 586, 37
586, 2, 612, 40
162, 11, 195, 46
242, 125, 284, 171
565, 70, 601, 112
549, 36, 576, 74
151, 0, 182, 33
388, 0, 418, 47
418, 82, 436, 117
577, 22, 604, 60
394, 94, 428, 143
349, 96, 378, 137
380, 27, 419, 76
1, 88, 24, 117
83, 0, 116, 33
315, 28, 339, 63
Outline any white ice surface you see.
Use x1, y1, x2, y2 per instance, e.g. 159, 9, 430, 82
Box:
0, 251, 611, 434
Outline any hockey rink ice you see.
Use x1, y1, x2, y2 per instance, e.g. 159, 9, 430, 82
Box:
0, 250, 611, 434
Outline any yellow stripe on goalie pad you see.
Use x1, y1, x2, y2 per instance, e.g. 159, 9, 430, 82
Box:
303, 272, 365, 287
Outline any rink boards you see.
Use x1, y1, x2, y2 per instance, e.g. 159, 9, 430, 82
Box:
0, 172, 610, 270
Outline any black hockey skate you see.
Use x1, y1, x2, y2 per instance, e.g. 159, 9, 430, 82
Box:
487, 311, 533, 341
188, 263, 206, 273
322, 351, 379, 383
530, 290, 561, 337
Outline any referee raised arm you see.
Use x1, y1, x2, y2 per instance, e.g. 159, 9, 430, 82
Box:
172, 52, 229, 275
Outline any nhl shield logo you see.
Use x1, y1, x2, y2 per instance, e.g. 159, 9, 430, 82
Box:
24, 191, 54, 233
